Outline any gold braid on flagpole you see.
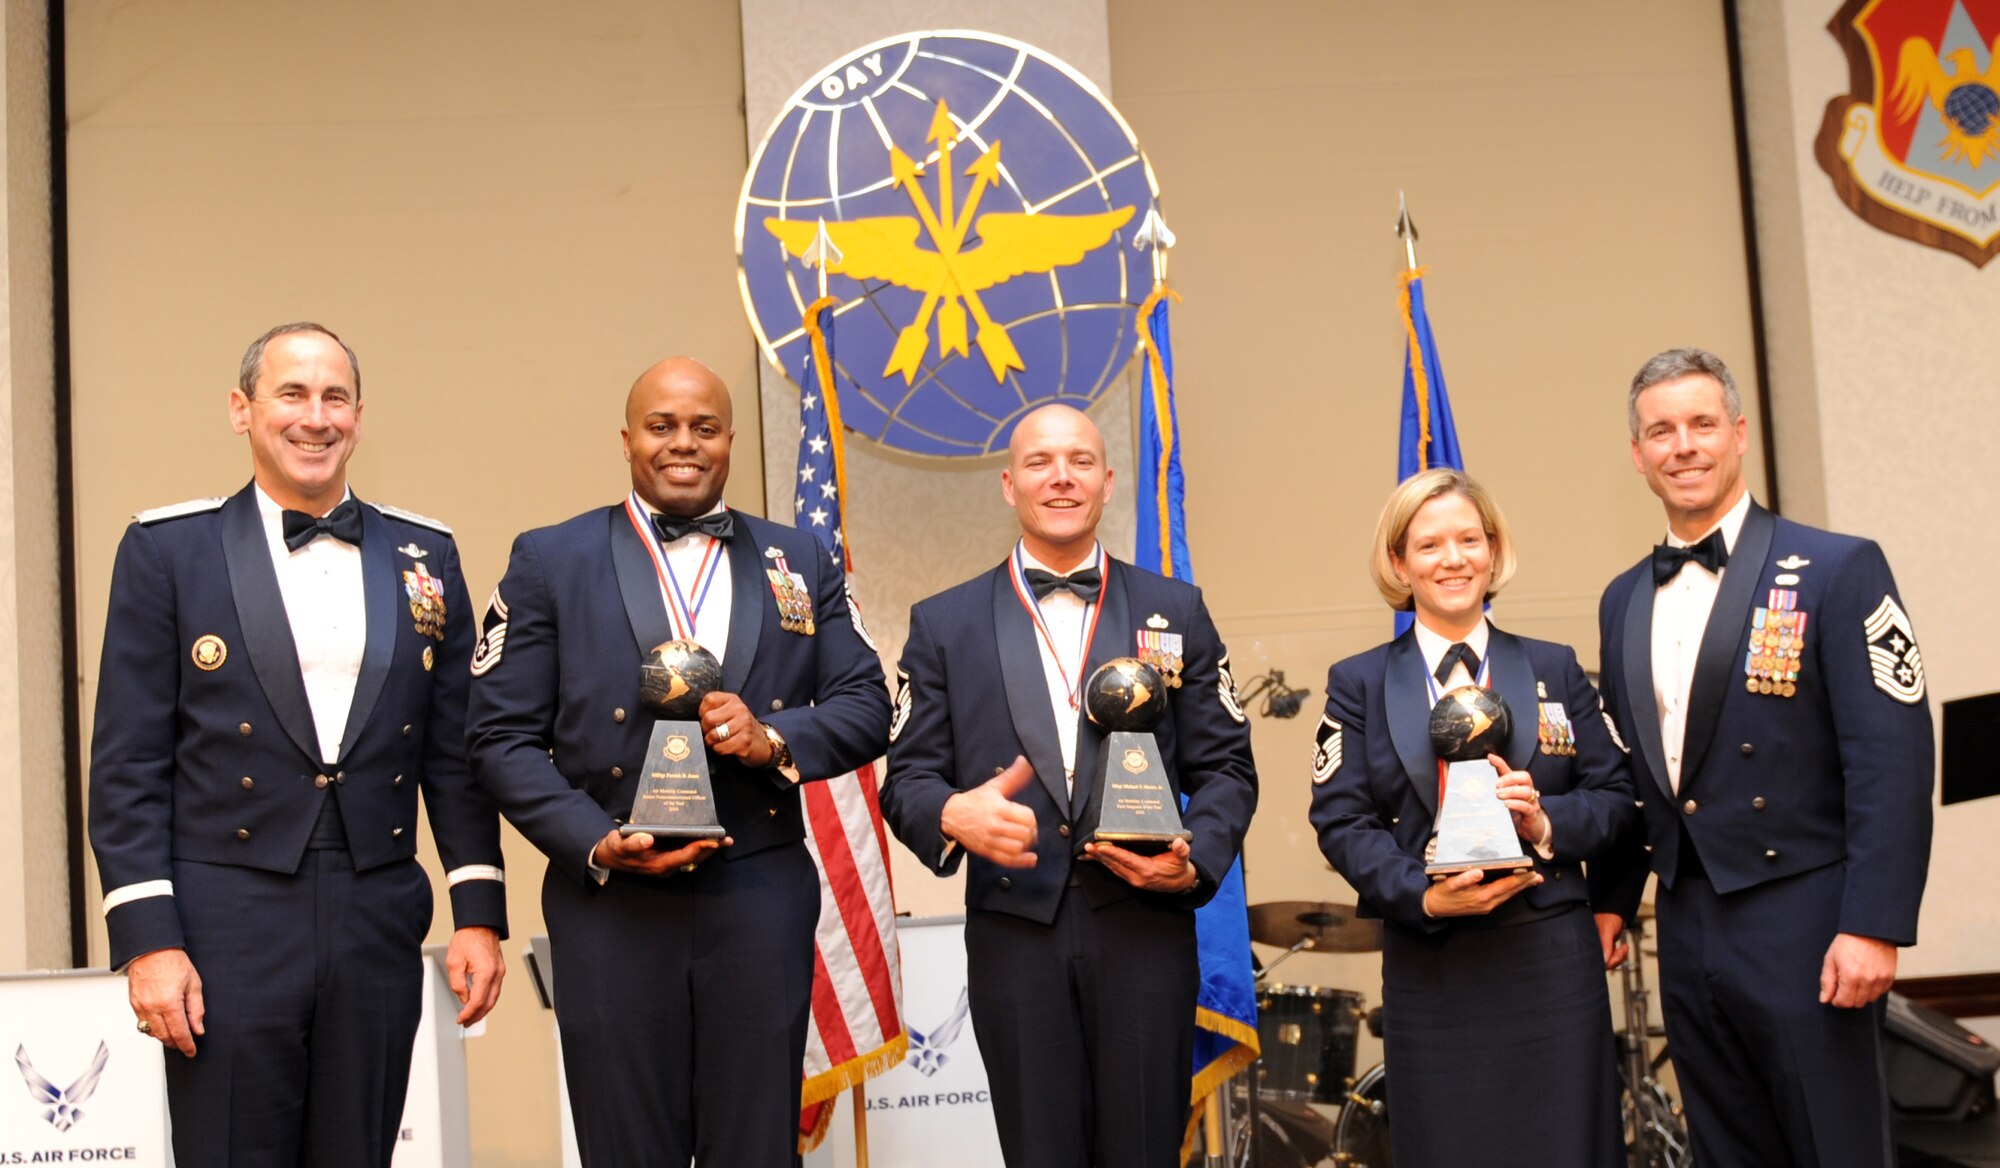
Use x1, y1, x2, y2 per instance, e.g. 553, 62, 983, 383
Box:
1135, 284, 1183, 578
1398, 267, 1431, 474
803, 295, 854, 572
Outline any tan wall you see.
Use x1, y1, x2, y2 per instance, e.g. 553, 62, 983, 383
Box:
64, 3, 755, 1163
58, 0, 1778, 1160
1, 0, 66, 972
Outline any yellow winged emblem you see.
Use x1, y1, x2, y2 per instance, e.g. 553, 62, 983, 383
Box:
1890, 34, 2000, 168
766, 99, 1135, 383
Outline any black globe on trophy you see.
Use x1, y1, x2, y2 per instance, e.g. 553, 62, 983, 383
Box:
1425, 684, 1532, 876
623, 640, 729, 841
1077, 658, 1192, 856
1428, 684, 1513, 763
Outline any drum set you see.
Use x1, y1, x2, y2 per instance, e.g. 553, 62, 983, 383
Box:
1209, 902, 1690, 1167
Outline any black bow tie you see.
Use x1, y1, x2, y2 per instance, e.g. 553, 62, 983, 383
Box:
1024, 566, 1102, 604
281, 499, 363, 551
1434, 642, 1481, 686
1652, 529, 1729, 586
651, 510, 734, 544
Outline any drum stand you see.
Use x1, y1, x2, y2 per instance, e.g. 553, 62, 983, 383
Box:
1615, 919, 1692, 1168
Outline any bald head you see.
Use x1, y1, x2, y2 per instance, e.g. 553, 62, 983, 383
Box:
622, 356, 735, 518
1001, 403, 1113, 569
1008, 403, 1102, 465
626, 357, 731, 430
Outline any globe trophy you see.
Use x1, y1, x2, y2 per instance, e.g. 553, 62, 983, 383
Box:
1077, 658, 1193, 856
621, 640, 729, 842
1424, 685, 1533, 877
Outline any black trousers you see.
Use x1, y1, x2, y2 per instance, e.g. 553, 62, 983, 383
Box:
965, 872, 1198, 1168
1380, 905, 1622, 1168
1656, 863, 1894, 1168
165, 852, 432, 1168
544, 842, 820, 1168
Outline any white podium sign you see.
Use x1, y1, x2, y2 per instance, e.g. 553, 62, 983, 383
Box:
855, 916, 1001, 1168
393, 949, 471, 1168
0, 968, 172, 1166
1, 950, 468, 1168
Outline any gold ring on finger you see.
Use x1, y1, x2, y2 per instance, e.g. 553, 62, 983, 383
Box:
136, 1019, 152, 1035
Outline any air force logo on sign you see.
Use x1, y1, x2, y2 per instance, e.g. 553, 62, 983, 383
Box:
907, 988, 973, 1077
14, 1042, 110, 1133
737, 31, 1160, 456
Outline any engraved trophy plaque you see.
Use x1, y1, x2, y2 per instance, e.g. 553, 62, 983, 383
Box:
1424, 684, 1533, 876
621, 639, 729, 841
1078, 657, 1193, 856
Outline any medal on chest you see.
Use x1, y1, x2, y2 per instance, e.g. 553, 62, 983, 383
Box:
1136, 616, 1184, 689
1535, 680, 1575, 756
765, 550, 817, 636
1744, 587, 1807, 698
402, 562, 447, 641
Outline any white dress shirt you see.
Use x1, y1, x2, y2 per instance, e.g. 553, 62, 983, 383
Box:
1017, 541, 1103, 798
1411, 617, 1491, 693
256, 485, 365, 766
630, 492, 733, 663
1651, 490, 1752, 792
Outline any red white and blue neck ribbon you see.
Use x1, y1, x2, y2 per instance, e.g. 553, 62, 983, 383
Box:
1008, 543, 1107, 711
625, 494, 725, 642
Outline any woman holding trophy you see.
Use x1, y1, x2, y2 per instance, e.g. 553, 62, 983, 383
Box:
1308, 469, 1637, 1167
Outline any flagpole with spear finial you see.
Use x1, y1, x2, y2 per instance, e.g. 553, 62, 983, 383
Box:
796, 219, 878, 1168
1133, 205, 1182, 579
1396, 191, 1434, 471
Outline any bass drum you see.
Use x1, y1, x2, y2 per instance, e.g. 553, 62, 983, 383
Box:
1331, 1061, 1393, 1167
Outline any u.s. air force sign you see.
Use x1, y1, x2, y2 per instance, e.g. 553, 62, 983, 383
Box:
736, 31, 1159, 457
1818, 0, 2000, 265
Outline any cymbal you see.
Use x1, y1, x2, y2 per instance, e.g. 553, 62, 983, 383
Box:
1247, 901, 1383, 953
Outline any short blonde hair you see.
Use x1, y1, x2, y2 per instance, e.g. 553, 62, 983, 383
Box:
1368, 468, 1519, 611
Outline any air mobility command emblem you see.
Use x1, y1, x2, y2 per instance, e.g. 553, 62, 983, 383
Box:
1818, 0, 2000, 265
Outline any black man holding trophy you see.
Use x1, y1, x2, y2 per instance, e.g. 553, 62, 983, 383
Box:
881, 403, 1258, 1168
466, 358, 890, 1168
1309, 468, 1638, 1168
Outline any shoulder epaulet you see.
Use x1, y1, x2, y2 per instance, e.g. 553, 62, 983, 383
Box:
133, 497, 227, 525
367, 501, 453, 535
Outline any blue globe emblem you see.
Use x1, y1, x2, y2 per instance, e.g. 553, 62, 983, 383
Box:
736, 31, 1160, 457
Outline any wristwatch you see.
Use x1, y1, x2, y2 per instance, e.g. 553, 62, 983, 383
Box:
761, 723, 798, 782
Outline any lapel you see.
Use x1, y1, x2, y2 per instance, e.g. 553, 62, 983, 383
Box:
1382, 631, 1439, 817
335, 499, 399, 759
990, 564, 1071, 812
219, 486, 322, 762
719, 525, 767, 696
609, 505, 673, 658
1068, 557, 1130, 819
1484, 627, 1541, 772
1619, 565, 1673, 798
1680, 502, 1774, 783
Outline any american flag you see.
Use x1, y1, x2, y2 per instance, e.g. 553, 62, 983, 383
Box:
794, 299, 907, 1150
